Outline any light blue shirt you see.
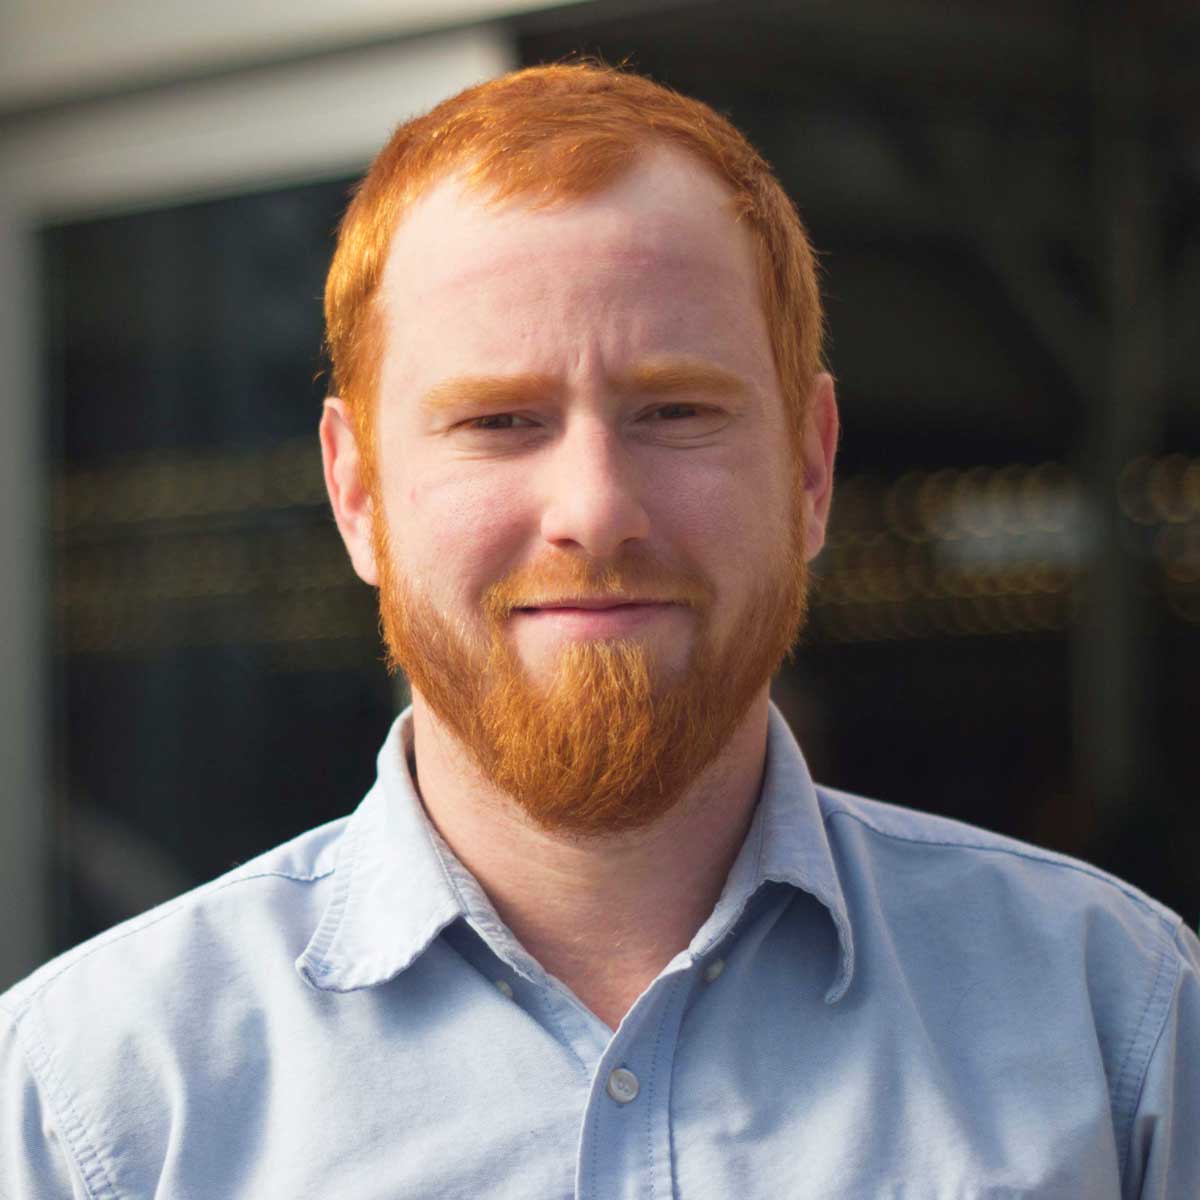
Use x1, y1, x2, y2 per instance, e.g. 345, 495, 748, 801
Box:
2, 704, 1197, 1199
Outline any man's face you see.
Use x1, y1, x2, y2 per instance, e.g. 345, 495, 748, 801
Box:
336, 146, 832, 834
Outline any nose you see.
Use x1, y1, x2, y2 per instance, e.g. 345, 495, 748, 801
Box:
538, 420, 651, 558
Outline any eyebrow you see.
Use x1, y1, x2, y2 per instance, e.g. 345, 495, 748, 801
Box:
616, 358, 751, 399
420, 373, 558, 414
419, 357, 751, 414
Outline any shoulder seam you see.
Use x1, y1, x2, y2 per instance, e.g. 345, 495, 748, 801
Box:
1115, 920, 1180, 1191
5, 866, 335, 1020
14, 1000, 120, 1199
823, 806, 1173, 926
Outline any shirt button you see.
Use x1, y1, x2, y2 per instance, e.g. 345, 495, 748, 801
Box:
606, 1067, 640, 1105
703, 957, 726, 983
494, 979, 514, 999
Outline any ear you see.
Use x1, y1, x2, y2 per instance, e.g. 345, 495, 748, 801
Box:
319, 397, 380, 587
799, 372, 839, 561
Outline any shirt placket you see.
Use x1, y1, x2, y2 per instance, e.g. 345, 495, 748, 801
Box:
574, 965, 694, 1200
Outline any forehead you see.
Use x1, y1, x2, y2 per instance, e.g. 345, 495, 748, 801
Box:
375, 145, 775, 399
381, 143, 760, 315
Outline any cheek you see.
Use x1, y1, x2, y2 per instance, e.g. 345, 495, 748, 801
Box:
385, 466, 532, 601
649, 449, 787, 574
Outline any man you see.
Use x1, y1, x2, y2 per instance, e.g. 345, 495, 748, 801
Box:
2, 63, 1196, 1198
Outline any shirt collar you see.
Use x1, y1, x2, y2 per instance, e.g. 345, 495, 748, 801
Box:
297, 702, 854, 1003
295, 712, 464, 993
735, 702, 855, 1003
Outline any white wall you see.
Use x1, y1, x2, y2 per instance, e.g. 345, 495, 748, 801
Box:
0, 0, 573, 109
0, 27, 517, 219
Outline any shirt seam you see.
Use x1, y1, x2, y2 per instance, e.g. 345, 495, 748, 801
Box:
316, 803, 371, 982
1115, 916, 1180, 1194
645, 976, 683, 1200
691, 813, 770, 963
5, 867, 334, 1018
395, 735, 475, 965
9, 1003, 119, 1200
298, 801, 376, 986
588, 1075, 599, 1200
424, 821, 476, 931
748, 799, 769, 883
823, 806, 1168, 922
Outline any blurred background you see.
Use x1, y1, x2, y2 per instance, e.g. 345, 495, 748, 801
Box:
1, 0, 1197, 990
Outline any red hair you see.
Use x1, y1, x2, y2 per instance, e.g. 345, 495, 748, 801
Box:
324, 62, 825, 487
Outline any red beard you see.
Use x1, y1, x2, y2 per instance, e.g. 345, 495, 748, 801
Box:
372, 514, 808, 836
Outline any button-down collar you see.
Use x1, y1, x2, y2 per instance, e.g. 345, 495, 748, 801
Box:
296, 701, 855, 1002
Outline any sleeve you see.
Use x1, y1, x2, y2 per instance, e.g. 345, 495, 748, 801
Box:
1124, 922, 1200, 1200
0, 1007, 90, 1200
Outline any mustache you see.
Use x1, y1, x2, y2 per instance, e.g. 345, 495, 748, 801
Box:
482, 552, 715, 622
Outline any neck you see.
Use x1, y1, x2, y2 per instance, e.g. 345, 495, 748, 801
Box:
409, 688, 771, 1030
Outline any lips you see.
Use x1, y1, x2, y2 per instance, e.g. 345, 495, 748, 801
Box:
520, 599, 667, 612
509, 600, 679, 635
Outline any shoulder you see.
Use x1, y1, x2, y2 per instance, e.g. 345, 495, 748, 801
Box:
0, 817, 349, 1197
0, 814, 347, 1024
816, 784, 1190, 1112
819, 784, 1179, 924
816, 779, 1193, 1029
808, 785, 1200, 1190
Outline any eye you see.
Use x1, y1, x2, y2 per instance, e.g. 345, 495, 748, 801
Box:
462, 413, 537, 431
635, 401, 733, 444
645, 403, 701, 421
